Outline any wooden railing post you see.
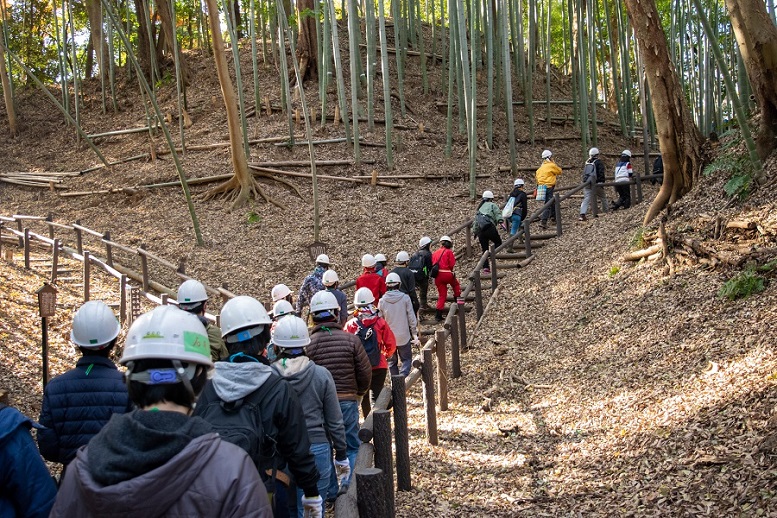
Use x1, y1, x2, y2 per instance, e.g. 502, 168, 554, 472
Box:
23, 228, 30, 269
473, 273, 484, 320
46, 213, 55, 240
391, 375, 411, 491
119, 274, 127, 323
138, 244, 150, 292
435, 330, 448, 411
51, 239, 60, 283
422, 348, 438, 445
523, 220, 533, 257
130, 286, 141, 323
355, 468, 389, 517
16, 219, 23, 246
161, 293, 169, 305
74, 219, 83, 254
0, 222, 4, 259
465, 225, 472, 259
83, 251, 91, 301
450, 310, 461, 378
104, 231, 113, 267
489, 243, 497, 288
457, 298, 468, 351
373, 410, 394, 516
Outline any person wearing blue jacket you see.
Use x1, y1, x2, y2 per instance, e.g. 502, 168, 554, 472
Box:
38, 300, 131, 468
0, 403, 57, 518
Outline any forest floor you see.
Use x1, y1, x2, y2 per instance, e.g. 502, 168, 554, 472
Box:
1, 34, 777, 515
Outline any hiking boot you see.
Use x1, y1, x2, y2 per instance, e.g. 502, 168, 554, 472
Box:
578, 214, 586, 221
435, 310, 444, 322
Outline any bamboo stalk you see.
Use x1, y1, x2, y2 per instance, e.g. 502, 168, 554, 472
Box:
248, 165, 401, 187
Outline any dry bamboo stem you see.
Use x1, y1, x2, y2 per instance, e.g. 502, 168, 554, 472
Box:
248, 165, 401, 188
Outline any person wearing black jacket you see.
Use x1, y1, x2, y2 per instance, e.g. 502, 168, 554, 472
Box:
412, 236, 434, 311
579, 147, 609, 221
192, 295, 322, 518
506, 179, 529, 251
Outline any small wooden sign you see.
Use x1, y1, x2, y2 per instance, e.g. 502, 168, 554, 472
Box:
36, 283, 58, 318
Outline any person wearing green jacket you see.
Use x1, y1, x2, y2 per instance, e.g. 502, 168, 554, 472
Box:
472, 190, 503, 274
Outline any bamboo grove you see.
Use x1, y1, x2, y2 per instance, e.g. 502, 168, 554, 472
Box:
0, 0, 775, 203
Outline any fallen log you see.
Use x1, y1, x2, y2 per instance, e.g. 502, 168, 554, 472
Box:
250, 159, 374, 168
622, 244, 663, 261
248, 165, 401, 188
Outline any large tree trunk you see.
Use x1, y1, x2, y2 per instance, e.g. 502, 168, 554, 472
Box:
202, 0, 254, 208
156, 0, 190, 84
0, 37, 17, 137
134, 0, 152, 79
724, 0, 777, 160
296, 0, 318, 83
85, 0, 109, 81
623, 0, 704, 224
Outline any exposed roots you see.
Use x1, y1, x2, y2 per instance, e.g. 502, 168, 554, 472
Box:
203, 176, 287, 210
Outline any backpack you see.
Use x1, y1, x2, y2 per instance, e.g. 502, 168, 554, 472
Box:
472, 212, 494, 236
196, 375, 282, 470
582, 162, 597, 184
355, 319, 381, 367
408, 251, 427, 283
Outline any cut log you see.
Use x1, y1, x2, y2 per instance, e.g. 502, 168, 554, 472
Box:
622, 244, 663, 261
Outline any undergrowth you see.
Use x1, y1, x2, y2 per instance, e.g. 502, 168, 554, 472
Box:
703, 129, 756, 201
718, 261, 777, 300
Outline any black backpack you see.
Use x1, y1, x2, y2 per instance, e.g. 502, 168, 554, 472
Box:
355, 319, 381, 367
408, 251, 427, 283
196, 375, 282, 470
473, 212, 494, 236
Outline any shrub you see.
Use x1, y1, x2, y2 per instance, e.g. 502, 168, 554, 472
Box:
718, 267, 766, 300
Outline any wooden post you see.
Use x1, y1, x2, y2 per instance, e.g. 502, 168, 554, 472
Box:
435, 330, 448, 411
465, 226, 472, 259
23, 228, 30, 269
334, 105, 340, 128
51, 239, 60, 283
104, 231, 113, 267
46, 213, 55, 239
523, 220, 533, 257
391, 375, 411, 491
554, 192, 563, 236
130, 286, 141, 323
473, 273, 484, 320
373, 410, 394, 515
16, 219, 23, 246
161, 293, 169, 305
450, 309, 461, 378
422, 348, 438, 445
457, 298, 468, 350
74, 219, 83, 254
0, 222, 4, 259
119, 274, 127, 323
355, 468, 388, 517
83, 251, 91, 301
489, 243, 498, 288
138, 244, 150, 292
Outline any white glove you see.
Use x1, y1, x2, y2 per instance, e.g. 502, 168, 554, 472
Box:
301, 495, 323, 518
335, 458, 351, 487
411, 335, 421, 346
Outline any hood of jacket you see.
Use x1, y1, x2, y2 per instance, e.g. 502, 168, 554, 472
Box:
211, 361, 275, 403
0, 406, 38, 442
272, 357, 314, 394
381, 290, 406, 305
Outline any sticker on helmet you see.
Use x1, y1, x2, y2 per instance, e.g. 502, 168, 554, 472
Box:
183, 330, 209, 356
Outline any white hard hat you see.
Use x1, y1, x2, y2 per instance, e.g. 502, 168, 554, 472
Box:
71, 300, 121, 349
482, 190, 494, 199
219, 295, 272, 338
310, 290, 340, 313
589, 147, 600, 157
120, 305, 212, 367
419, 236, 432, 248
271, 283, 293, 302
386, 272, 401, 286
541, 149, 553, 159
177, 280, 208, 310
514, 178, 525, 186
374, 253, 387, 263
396, 251, 410, 263
621, 149, 632, 157
272, 300, 294, 319
271, 316, 311, 349
322, 269, 339, 287
315, 254, 331, 265
361, 254, 376, 267
354, 287, 375, 306
440, 235, 452, 243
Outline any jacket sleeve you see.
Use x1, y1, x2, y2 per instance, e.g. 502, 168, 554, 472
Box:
37, 390, 60, 463
489, 203, 503, 223
1, 419, 57, 518
448, 249, 457, 270
519, 193, 528, 219
296, 276, 315, 313
274, 384, 320, 497
378, 276, 387, 299
220, 450, 274, 518
378, 320, 397, 359
405, 296, 418, 335
353, 337, 373, 396
596, 160, 606, 181
320, 371, 347, 459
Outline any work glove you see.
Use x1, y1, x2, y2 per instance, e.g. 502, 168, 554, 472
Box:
301, 495, 323, 518
411, 335, 421, 347
335, 458, 351, 488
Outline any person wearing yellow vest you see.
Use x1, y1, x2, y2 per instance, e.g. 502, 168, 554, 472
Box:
535, 150, 563, 229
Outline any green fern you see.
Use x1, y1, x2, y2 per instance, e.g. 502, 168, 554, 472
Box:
718, 267, 766, 300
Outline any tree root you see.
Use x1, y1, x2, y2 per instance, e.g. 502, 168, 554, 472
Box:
203, 176, 287, 210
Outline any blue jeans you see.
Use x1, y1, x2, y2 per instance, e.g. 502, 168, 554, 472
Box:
327, 400, 360, 498
510, 214, 523, 236
295, 442, 331, 518
388, 341, 412, 377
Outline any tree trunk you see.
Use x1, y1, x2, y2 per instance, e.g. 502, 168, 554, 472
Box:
203, 0, 254, 208
0, 37, 17, 137
134, 0, 152, 79
232, 0, 243, 39
86, 0, 109, 81
296, 0, 318, 82
724, 0, 777, 160
156, 0, 189, 83
623, 0, 704, 224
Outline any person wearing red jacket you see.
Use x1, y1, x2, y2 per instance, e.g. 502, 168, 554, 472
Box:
345, 287, 397, 419
356, 254, 387, 302
431, 235, 461, 322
